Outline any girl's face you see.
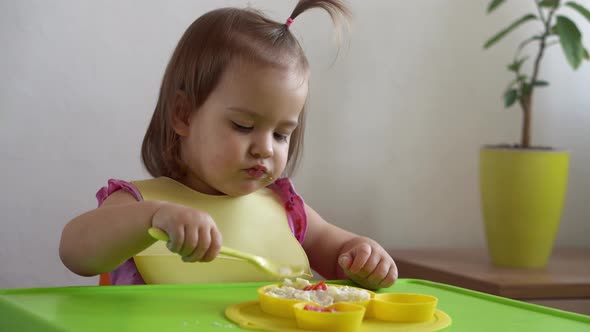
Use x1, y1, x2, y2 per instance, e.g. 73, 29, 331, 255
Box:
176, 61, 308, 196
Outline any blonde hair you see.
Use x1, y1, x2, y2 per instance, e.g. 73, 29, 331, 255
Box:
142, 0, 351, 180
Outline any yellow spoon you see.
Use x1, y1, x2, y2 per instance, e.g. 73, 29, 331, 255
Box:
147, 227, 311, 280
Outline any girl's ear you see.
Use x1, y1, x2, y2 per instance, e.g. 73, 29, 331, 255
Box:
171, 90, 192, 137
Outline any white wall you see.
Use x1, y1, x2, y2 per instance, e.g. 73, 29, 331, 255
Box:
1, 0, 589, 288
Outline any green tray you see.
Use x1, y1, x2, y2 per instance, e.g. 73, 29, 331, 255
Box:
1, 279, 588, 331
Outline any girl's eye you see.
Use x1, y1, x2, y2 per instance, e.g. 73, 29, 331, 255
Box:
274, 133, 288, 142
232, 122, 253, 132
232, 121, 288, 141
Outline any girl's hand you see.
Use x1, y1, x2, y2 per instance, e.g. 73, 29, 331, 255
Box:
338, 238, 398, 290
151, 202, 222, 263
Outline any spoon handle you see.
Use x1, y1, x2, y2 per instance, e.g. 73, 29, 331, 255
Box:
147, 227, 170, 242
218, 246, 258, 262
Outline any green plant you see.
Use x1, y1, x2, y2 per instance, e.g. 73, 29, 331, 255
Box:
484, 0, 590, 147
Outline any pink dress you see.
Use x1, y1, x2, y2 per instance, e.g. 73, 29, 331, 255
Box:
96, 178, 308, 285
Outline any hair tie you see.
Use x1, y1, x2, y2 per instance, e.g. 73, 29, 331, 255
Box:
285, 17, 294, 28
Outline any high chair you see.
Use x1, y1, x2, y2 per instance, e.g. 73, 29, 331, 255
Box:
99, 272, 111, 286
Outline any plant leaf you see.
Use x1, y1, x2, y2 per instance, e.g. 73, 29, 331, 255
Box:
566, 2, 590, 23
555, 16, 584, 69
487, 0, 507, 13
584, 47, 590, 60
507, 63, 518, 72
484, 14, 538, 49
508, 56, 529, 72
504, 89, 518, 107
540, 0, 559, 8
533, 80, 549, 86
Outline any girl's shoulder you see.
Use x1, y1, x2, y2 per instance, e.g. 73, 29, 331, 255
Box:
96, 179, 142, 207
267, 178, 301, 206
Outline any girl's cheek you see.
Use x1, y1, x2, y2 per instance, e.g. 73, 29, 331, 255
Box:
210, 151, 231, 169
211, 143, 240, 168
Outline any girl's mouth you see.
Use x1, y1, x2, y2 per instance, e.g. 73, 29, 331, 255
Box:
246, 165, 267, 179
246, 168, 266, 178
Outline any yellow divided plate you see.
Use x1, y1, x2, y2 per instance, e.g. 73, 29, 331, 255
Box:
293, 302, 365, 332
226, 301, 452, 332
257, 283, 374, 318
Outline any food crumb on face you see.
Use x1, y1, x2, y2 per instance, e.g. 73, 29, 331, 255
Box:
265, 278, 371, 307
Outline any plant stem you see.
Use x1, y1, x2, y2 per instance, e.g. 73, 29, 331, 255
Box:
521, 1, 559, 147
535, 0, 547, 22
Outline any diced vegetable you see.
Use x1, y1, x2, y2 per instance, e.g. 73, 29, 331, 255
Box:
303, 281, 327, 291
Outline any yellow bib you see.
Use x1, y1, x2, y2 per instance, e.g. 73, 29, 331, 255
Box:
132, 177, 311, 284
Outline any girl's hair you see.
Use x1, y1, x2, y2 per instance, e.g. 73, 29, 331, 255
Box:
142, 0, 351, 180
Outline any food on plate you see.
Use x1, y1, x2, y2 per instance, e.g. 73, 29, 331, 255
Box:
264, 278, 371, 306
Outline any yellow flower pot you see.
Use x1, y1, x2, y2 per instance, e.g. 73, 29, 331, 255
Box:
479, 147, 569, 268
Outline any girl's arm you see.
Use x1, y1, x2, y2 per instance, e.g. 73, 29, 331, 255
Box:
60, 190, 222, 277
59, 190, 161, 276
302, 204, 398, 290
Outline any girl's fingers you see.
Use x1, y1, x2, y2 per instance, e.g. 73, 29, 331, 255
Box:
179, 224, 199, 257
366, 258, 388, 286
202, 227, 222, 262
358, 253, 381, 279
378, 263, 398, 288
347, 244, 372, 274
167, 225, 185, 254
195, 226, 212, 261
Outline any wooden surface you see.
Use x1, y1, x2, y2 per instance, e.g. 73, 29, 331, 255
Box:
525, 298, 590, 315
388, 247, 590, 315
389, 247, 590, 299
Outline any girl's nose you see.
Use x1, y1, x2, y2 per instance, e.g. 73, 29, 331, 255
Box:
249, 133, 273, 159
